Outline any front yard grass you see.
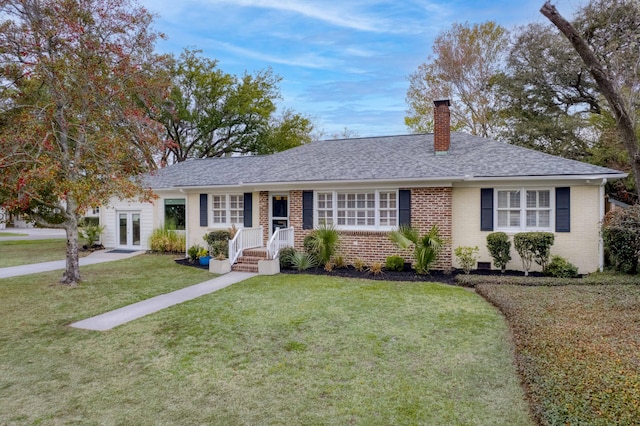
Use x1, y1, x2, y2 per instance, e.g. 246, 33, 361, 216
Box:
0, 255, 533, 425
0, 239, 80, 268
477, 282, 640, 425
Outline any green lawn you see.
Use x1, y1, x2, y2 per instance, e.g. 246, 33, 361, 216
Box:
0, 239, 75, 267
0, 255, 533, 425
478, 282, 640, 425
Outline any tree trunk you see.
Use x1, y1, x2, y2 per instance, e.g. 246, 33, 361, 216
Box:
60, 199, 81, 286
541, 1, 640, 196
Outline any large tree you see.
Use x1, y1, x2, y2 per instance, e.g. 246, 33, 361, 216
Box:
405, 21, 509, 137
0, 0, 169, 285
541, 0, 640, 197
495, 23, 601, 161
158, 49, 312, 164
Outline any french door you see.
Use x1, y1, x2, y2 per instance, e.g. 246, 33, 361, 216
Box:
117, 211, 141, 249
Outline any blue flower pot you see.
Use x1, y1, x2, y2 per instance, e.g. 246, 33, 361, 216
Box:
199, 256, 211, 266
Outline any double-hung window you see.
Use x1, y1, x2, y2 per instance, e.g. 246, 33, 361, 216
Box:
211, 194, 244, 226
315, 190, 397, 229
496, 188, 552, 231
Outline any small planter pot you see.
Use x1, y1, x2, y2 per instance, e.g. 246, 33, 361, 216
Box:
199, 255, 212, 266
209, 258, 231, 274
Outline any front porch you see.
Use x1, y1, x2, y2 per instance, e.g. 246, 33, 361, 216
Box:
224, 226, 294, 274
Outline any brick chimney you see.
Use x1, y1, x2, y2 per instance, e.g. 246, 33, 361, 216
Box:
433, 99, 451, 154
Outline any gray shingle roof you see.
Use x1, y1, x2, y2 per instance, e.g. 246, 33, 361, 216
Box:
145, 133, 625, 189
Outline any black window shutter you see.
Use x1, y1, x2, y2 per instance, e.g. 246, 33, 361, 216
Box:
302, 191, 313, 230
480, 188, 494, 231
398, 189, 411, 226
243, 193, 253, 227
556, 187, 570, 232
199, 194, 208, 227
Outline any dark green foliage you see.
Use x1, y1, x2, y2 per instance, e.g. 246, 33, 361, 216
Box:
159, 49, 312, 163
203, 230, 231, 245
544, 255, 579, 278
513, 232, 554, 276
385, 255, 405, 272
486, 232, 511, 272
209, 240, 228, 259
303, 234, 318, 258
389, 225, 443, 274
304, 224, 340, 264
290, 251, 317, 271
278, 246, 297, 269
602, 205, 640, 274
203, 230, 230, 259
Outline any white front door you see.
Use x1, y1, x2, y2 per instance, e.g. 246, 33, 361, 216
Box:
117, 211, 141, 249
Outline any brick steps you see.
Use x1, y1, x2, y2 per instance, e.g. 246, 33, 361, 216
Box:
232, 248, 269, 273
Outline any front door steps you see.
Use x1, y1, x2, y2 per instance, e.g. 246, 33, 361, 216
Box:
232, 248, 269, 273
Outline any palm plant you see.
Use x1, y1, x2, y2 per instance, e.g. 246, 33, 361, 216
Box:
307, 223, 340, 265
389, 225, 443, 274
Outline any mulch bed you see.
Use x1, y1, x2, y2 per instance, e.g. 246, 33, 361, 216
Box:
174, 256, 542, 285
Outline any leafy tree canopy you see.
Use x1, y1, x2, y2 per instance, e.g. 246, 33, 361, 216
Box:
158, 49, 313, 164
0, 0, 169, 284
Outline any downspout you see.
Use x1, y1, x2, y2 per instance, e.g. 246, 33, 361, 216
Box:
598, 179, 606, 272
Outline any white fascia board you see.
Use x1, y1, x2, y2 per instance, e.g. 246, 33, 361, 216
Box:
153, 173, 627, 193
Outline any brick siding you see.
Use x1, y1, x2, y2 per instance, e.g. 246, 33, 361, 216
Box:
270, 187, 452, 270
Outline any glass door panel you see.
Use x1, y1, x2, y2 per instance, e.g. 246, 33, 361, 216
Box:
119, 213, 128, 246
132, 213, 141, 246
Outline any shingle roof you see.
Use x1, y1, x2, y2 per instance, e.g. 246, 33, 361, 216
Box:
145, 133, 625, 189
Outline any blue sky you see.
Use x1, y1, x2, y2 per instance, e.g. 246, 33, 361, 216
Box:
139, 0, 580, 137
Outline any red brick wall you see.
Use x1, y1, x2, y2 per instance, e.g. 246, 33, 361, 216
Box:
260, 187, 453, 270
259, 191, 269, 245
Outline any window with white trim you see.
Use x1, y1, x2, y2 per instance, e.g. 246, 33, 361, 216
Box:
211, 194, 244, 226
496, 189, 552, 231
315, 190, 398, 229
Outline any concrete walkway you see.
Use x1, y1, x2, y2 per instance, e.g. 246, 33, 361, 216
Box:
70, 272, 256, 331
0, 226, 66, 241
0, 249, 146, 278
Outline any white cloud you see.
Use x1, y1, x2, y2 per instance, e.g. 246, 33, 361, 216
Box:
211, 40, 341, 69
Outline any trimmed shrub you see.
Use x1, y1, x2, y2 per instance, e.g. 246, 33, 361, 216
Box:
514, 232, 554, 276
454, 246, 479, 274
602, 205, 640, 274
544, 255, 578, 278
486, 232, 511, 272
209, 240, 228, 259
279, 247, 297, 269
385, 255, 405, 272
